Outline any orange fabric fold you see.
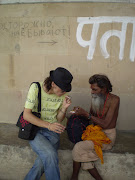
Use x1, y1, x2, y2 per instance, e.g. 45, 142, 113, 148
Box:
81, 124, 111, 164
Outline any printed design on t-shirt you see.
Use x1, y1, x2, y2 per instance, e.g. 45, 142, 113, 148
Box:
26, 98, 35, 104
43, 117, 54, 121
25, 82, 66, 123
41, 97, 63, 115
46, 97, 63, 103
42, 108, 55, 112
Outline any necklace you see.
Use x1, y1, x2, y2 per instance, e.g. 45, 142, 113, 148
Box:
97, 93, 109, 119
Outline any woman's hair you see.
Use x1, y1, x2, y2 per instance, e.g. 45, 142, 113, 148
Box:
89, 74, 112, 92
43, 77, 52, 92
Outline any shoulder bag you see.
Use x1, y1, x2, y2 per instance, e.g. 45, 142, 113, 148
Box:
16, 82, 41, 140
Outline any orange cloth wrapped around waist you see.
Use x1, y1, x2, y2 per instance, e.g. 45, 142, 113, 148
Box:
81, 124, 111, 164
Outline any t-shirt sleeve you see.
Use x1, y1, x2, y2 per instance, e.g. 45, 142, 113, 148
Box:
24, 83, 38, 110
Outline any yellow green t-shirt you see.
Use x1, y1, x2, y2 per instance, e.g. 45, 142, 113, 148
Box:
24, 82, 67, 124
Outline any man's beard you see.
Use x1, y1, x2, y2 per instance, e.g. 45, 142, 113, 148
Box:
91, 94, 106, 114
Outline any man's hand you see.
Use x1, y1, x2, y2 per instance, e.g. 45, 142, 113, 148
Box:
70, 106, 88, 117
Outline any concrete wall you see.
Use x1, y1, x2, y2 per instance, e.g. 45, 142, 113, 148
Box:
0, 2, 135, 130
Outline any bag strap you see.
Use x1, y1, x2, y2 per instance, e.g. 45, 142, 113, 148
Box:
31, 82, 41, 112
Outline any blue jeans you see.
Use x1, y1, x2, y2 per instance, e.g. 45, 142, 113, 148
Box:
24, 128, 60, 180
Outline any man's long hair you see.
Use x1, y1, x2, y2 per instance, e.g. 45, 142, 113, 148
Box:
43, 77, 52, 92
89, 74, 112, 92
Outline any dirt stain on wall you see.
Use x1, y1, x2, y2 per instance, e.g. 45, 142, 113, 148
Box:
8, 54, 15, 88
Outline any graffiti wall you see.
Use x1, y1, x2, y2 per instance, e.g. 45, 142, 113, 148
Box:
77, 16, 135, 61
0, 3, 135, 130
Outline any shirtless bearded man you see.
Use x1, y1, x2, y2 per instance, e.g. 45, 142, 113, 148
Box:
70, 74, 120, 180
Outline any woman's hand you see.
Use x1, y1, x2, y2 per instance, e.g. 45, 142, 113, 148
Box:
62, 96, 72, 110
48, 122, 65, 134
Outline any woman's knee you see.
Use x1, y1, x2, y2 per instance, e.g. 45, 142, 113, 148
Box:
36, 157, 43, 164
45, 148, 58, 161
40, 150, 58, 169
34, 157, 44, 172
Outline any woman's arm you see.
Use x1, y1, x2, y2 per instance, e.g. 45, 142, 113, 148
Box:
23, 108, 65, 134
57, 96, 71, 123
23, 108, 49, 128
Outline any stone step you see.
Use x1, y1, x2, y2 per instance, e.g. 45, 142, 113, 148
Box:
0, 144, 135, 180
0, 123, 135, 180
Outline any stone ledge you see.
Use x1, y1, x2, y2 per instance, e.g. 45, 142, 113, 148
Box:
0, 123, 135, 153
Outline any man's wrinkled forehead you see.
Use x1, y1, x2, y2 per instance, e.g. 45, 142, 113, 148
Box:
90, 83, 102, 92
